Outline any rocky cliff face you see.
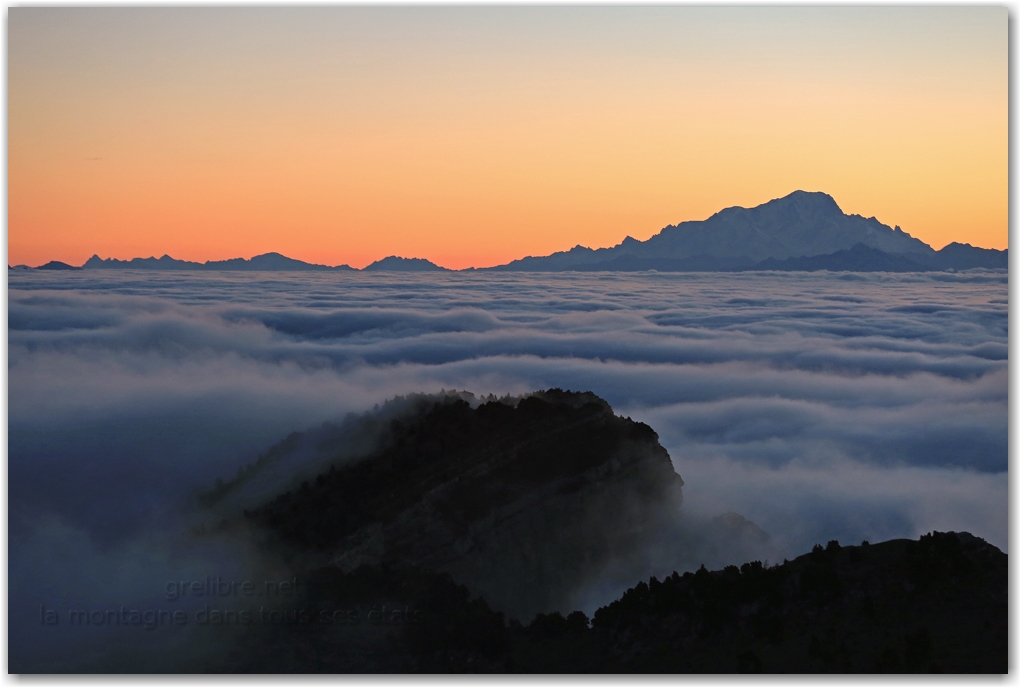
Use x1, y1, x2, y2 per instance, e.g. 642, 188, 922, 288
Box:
240, 390, 683, 620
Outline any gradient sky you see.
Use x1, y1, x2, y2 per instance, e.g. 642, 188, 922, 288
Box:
8, 7, 1007, 269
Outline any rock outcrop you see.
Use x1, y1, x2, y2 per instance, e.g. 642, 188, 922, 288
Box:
240, 390, 683, 620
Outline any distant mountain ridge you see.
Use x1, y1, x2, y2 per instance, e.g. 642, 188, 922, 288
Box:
489, 191, 1006, 272
80, 251, 355, 272
59, 252, 449, 272
363, 256, 450, 272
11, 192, 1007, 273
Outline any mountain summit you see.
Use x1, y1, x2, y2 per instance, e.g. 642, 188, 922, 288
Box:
649, 190, 933, 261
363, 256, 449, 271
492, 190, 942, 271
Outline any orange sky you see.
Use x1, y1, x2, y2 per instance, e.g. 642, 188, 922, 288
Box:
8, 7, 1007, 269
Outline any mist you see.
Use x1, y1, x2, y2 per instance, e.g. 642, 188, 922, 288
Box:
8, 268, 1006, 670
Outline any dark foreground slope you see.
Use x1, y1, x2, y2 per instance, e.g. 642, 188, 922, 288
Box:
218, 531, 1004, 673
192, 390, 1005, 673
584, 532, 1005, 673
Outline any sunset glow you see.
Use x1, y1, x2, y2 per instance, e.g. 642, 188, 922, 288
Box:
8, 7, 1007, 269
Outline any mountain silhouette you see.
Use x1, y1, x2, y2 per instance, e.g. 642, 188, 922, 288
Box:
81, 252, 353, 271
362, 256, 449, 271
924, 242, 1009, 270
217, 389, 685, 622
752, 243, 937, 272
486, 191, 1006, 273
20, 192, 1006, 273
33, 260, 82, 271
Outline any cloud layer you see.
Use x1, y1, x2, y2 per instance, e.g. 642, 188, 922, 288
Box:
8, 268, 1007, 668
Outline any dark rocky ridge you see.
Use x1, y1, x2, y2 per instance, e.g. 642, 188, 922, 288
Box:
240, 390, 684, 621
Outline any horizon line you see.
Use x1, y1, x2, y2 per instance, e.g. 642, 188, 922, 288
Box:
13, 238, 1008, 273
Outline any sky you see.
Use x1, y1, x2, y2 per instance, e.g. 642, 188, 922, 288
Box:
8, 7, 1008, 269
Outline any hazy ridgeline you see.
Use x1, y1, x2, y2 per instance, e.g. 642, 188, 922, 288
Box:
9, 269, 1006, 671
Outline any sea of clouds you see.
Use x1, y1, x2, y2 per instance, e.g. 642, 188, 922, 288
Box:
8, 268, 1008, 669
